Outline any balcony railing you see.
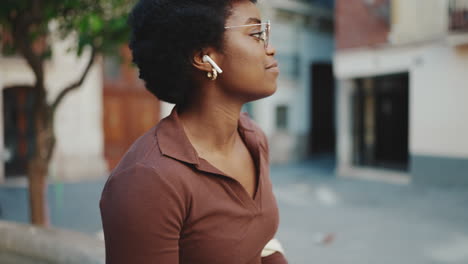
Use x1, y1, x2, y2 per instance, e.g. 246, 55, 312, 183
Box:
449, 0, 468, 32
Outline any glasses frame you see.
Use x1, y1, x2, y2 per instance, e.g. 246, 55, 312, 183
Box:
224, 20, 271, 50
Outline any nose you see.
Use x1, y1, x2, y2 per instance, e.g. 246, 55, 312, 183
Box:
266, 43, 276, 56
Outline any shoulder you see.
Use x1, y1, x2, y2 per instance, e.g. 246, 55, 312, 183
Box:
100, 161, 192, 228
102, 162, 187, 205
99, 163, 188, 248
102, 127, 193, 206
109, 119, 193, 182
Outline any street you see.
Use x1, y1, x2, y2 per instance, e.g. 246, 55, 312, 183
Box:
272, 158, 468, 264
1, 158, 468, 263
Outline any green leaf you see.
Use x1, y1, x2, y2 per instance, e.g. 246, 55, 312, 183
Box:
88, 14, 104, 33
0, 0, 136, 64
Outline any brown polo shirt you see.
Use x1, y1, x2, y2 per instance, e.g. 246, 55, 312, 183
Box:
100, 108, 287, 264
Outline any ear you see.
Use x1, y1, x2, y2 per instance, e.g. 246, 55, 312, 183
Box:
191, 48, 220, 72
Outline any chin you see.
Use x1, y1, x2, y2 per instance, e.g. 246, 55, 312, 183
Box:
264, 82, 278, 96
246, 84, 277, 102
263, 87, 277, 99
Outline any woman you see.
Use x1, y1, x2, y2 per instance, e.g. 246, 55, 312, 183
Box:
99, 0, 287, 263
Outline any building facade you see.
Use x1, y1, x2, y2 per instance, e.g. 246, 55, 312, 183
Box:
253, 0, 336, 163
335, 0, 468, 185
0, 35, 108, 184
102, 47, 160, 171
0, 33, 160, 184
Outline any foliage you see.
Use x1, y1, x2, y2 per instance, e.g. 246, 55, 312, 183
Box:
0, 0, 137, 226
0, 0, 135, 58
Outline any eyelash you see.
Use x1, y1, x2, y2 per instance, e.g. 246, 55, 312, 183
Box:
249, 31, 264, 40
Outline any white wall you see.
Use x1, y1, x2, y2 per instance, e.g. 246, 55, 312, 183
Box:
250, 2, 335, 162
252, 13, 334, 138
0, 35, 107, 181
390, 0, 448, 44
335, 41, 468, 161
160, 102, 175, 119
47, 39, 107, 180
411, 44, 468, 157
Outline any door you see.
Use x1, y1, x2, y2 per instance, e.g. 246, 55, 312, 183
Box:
309, 63, 335, 155
103, 47, 160, 170
374, 74, 409, 169
3, 86, 37, 177
353, 73, 409, 171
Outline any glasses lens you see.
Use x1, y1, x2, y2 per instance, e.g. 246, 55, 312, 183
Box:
265, 21, 271, 49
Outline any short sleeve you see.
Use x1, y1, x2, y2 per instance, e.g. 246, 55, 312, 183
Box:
100, 164, 186, 264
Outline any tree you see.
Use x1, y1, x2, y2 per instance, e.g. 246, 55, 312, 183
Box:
0, 0, 135, 226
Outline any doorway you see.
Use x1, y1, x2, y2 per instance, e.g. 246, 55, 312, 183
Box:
3, 86, 38, 177
309, 62, 335, 155
353, 73, 409, 171
102, 47, 160, 170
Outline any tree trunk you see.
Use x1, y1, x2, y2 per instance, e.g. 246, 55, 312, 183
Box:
27, 101, 55, 227
27, 158, 50, 226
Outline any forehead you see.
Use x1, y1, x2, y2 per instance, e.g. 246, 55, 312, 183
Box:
225, 1, 262, 26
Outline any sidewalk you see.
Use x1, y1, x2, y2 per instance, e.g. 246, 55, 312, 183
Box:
271, 157, 468, 264
0, 179, 106, 234
1, 159, 468, 264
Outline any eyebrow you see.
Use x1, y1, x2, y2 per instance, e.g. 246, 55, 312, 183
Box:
244, 17, 262, 24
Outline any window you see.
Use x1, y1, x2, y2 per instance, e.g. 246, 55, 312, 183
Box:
276, 105, 289, 130
3, 87, 38, 177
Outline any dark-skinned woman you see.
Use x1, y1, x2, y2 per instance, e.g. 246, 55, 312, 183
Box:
100, 0, 287, 263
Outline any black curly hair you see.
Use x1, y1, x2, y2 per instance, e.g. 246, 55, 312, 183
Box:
128, 0, 257, 105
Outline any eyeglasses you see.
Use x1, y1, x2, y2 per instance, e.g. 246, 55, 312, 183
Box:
224, 20, 271, 50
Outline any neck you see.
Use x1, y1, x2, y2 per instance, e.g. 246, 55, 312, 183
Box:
178, 91, 244, 157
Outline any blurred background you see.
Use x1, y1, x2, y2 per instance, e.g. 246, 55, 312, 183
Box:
1, 0, 468, 263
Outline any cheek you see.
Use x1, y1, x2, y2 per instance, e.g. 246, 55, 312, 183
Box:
221, 60, 277, 100
224, 61, 263, 93
219, 42, 277, 99
225, 49, 264, 82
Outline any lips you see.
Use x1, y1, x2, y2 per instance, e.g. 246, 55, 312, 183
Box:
266, 61, 278, 69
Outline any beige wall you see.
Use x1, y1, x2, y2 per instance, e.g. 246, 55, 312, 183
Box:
335, 41, 468, 163
46, 38, 107, 181
389, 0, 449, 44
411, 44, 468, 157
253, 1, 334, 163
0, 35, 107, 183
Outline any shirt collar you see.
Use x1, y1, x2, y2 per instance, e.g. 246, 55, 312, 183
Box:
155, 106, 257, 166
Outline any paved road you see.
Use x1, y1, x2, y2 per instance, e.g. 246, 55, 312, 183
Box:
1, 158, 468, 264
271, 158, 468, 264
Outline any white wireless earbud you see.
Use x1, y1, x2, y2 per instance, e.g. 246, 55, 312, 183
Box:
202, 55, 223, 74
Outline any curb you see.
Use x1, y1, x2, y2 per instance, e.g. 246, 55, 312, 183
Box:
0, 220, 105, 264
